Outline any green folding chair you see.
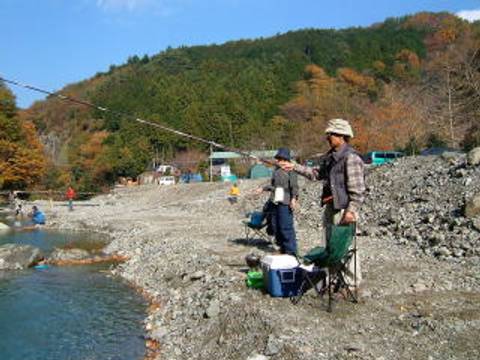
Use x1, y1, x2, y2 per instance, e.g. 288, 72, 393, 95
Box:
292, 223, 358, 312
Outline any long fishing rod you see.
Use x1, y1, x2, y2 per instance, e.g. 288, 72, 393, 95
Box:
0, 76, 277, 166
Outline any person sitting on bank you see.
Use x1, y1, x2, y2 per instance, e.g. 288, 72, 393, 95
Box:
30, 205, 46, 225
228, 183, 240, 204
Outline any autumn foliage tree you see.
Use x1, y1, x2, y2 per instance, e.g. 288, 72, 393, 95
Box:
271, 60, 429, 156
421, 20, 480, 146
352, 84, 426, 153
0, 82, 46, 189
271, 65, 350, 157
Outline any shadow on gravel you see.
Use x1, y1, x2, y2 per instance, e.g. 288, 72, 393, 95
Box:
229, 237, 277, 252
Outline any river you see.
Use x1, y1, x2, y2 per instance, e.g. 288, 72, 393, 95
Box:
0, 210, 147, 360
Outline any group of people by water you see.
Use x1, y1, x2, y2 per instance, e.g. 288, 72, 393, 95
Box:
6, 118, 365, 285
241, 118, 365, 287
7, 186, 77, 229
9, 195, 47, 228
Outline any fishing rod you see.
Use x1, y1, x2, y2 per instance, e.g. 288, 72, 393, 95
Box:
0, 76, 277, 166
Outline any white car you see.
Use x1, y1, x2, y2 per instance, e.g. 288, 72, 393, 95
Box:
159, 176, 176, 185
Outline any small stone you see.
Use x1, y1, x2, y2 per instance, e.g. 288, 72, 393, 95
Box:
465, 193, 480, 218
247, 354, 268, 360
229, 294, 242, 303
264, 334, 282, 356
205, 300, 220, 319
190, 271, 205, 281
345, 342, 365, 352
467, 147, 480, 166
435, 246, 451, 257
412, 282, 428, 293
453, 248, 464, 257
151, 327, 168, 340
472, 218, 480, 232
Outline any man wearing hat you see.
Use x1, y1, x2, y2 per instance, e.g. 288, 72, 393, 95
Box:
260, 147, 299, 255
280, 119, 365, 287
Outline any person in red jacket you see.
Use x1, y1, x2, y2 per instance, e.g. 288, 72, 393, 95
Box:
66, 186, 76, 211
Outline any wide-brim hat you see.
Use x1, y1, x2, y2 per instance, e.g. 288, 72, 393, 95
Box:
325, 118, 354, 138
274, 147, 291, 161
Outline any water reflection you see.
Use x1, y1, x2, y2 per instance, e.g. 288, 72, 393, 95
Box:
0, 228, 108, 253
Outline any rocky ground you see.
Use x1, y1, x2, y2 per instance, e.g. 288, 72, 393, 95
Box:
33, 151, 480, 360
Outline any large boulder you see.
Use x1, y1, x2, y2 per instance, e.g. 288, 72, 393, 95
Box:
0, 222, 10, 232
49, 248, 91, 262
0, 244, 43, 270
47, 248, 126, 266
467, 147, 480, 166
464, 193, 480, 218
441, 151, 463, 163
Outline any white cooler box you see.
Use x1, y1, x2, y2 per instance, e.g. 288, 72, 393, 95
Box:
261, 255, 302, 297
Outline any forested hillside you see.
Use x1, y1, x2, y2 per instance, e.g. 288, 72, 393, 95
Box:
5, 12, 480, 191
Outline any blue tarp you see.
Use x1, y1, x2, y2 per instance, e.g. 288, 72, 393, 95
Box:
180, 173, 203, 183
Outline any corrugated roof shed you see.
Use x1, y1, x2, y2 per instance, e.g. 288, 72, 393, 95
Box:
209, 150, 278, 159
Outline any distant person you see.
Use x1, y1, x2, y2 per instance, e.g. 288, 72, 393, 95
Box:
13, 203, 25, 227
9, 190, 20, 210
8, 190, 16, 208
280, 118, 365, 288
257, 148, 299, 255
228, 183, 240, 204
66, 186, 76, 211
15, 203, 25, 219
185, 170, 192, 184
30, 205, 46, 225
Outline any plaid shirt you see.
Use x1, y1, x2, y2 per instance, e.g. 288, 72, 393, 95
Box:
344, 153, 366, 215
294, 151, 365, 217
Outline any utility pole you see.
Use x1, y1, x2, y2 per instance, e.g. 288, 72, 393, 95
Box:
209, 144, 213, 182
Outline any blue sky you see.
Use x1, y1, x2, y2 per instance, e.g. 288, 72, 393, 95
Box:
2, 0, 480, 108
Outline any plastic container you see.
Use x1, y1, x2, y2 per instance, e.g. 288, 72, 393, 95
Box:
261, 255, 302, 297
34, 264, 49, 270
246, 271, 264, 289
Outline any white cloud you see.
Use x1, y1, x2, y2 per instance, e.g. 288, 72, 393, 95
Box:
457, 9, 480, 22
96, 0, 153, 11
95, 0, 188, 15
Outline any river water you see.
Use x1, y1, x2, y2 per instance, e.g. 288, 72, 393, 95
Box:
0, 211, 147, 360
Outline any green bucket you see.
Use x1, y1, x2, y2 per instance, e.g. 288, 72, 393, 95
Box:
246, 270, 264, 289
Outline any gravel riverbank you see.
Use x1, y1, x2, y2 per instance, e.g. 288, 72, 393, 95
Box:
39, 154, 480, 360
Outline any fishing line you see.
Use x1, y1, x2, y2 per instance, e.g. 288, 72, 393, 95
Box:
0, 76, 275, 165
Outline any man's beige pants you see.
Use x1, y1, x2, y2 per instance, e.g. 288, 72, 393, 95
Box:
323, 204, 362, 287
